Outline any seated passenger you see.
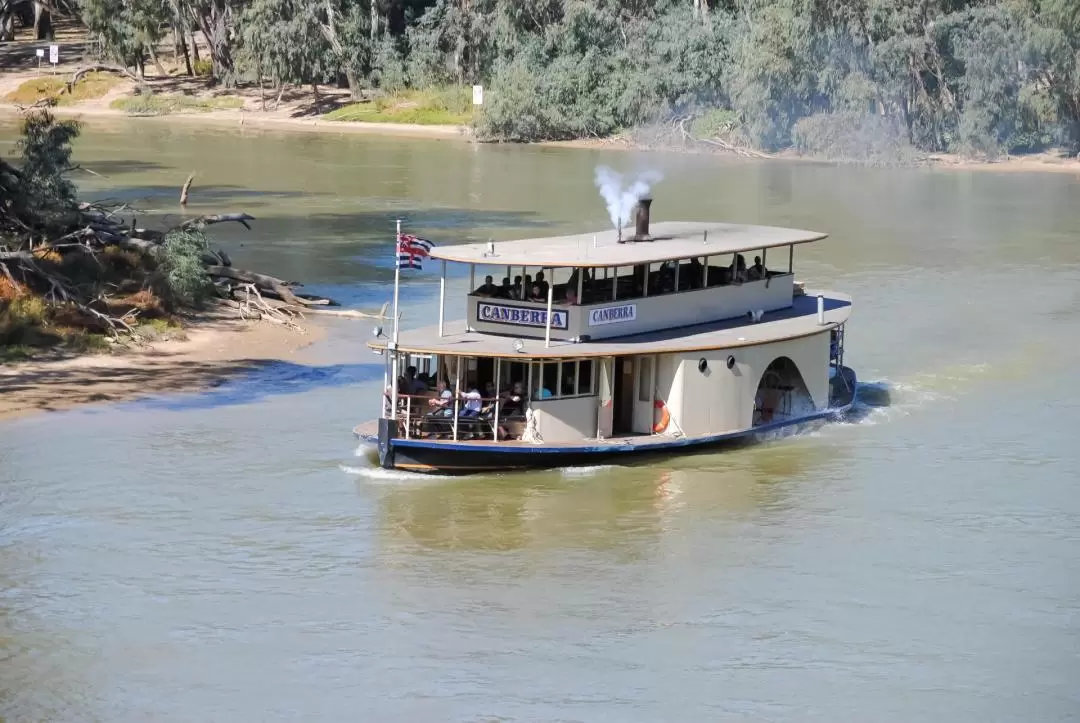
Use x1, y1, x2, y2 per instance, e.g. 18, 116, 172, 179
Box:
405, 365, 428, 394
732, 254, 748, 283
476, 275, 498, 296
749, 256, 766, 281
499, 382, 525, 416
460, 385, 483, 418
534, 271, 549, 299
511, 276, 523, 299
495, 277, 512, 298
426, 379, 453, 417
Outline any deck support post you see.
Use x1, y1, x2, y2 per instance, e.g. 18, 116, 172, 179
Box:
576, 266, 584, 302
544, 283, 554, 348
492, 359, 501, 441
452, 357, 462, 441
390, 220, 403, 421
468, 264, 475, 294
612, 266, 618, 301
789, 244, 794, 274
438, 259, 446, 338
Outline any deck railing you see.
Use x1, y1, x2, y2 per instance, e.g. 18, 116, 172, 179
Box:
393, 393, 524, 442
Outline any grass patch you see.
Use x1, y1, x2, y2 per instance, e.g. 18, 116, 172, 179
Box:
110, 93, 244, 116
4, 72, 121, 106
136, 316, 186, 343
0, 344, 37, 364
325, 87, 473, 125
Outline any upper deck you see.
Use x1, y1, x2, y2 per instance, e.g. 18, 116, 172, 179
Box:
414, 198, 835, 342
429, 221, 827, 268
372, 290, 851, 358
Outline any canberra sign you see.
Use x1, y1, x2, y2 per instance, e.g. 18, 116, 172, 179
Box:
477, 302, 569, 330
588, 303, 637, 326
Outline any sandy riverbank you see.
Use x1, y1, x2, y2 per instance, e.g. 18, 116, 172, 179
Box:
541, 137, 1080, 175
0, 304, 327, 422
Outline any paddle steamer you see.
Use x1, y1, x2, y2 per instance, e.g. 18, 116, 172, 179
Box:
355, 198, 856, 474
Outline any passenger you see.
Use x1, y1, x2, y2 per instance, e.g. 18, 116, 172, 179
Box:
749, 256, 766, 281
688, 257, 704, 288
427, 379, 453, 417
496, 382, 525, 439
476, 275, 498, 296
500, 382, 525, 416
529, 283, 544, 301
566, 288, 579, 305
511, 276, 523, 299
732, 254, 748, 283
495, 277, 512, 298
460, 384, 483, 418
535, 271, 549, 298
522, 275, 533, 298
405, 365, 428, 394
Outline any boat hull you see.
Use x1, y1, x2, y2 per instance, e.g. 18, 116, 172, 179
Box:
355, 367, 858, 475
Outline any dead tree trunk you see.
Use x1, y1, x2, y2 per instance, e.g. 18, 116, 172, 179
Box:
32, 0, 52, 41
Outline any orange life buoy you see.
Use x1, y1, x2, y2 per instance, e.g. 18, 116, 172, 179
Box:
653, 399, 670, 434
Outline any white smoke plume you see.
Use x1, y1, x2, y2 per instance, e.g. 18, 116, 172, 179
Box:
593, 166, 663, 229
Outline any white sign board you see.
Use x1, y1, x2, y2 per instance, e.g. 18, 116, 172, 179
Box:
36, 48, 44, 58
472, 85, 483, 106
588, 303, 637, 326
477, 302, 568, 330
49, 44, 59, 64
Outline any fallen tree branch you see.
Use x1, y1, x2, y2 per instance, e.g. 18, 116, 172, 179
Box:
180, 172, 195, 207
174, 213, 255, 232
63, 65, 140, 95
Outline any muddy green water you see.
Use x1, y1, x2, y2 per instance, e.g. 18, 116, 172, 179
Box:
1, 120, 1079, 722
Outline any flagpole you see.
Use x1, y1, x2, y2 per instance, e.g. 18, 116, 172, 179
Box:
390, 219, 402, 420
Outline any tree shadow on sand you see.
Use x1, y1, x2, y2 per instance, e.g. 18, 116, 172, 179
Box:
1, 358, 383, 416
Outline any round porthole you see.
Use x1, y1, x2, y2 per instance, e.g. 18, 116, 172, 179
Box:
697, 358, 708, 373
726, 355, 736, 370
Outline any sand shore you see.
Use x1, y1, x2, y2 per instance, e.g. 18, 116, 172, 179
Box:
0, 304, 327, 422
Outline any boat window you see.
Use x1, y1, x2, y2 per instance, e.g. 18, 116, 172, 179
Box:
638, 357, 652, 402
532, 362, 556, 400
577, 359, 593, 396
561, 361, 576, 396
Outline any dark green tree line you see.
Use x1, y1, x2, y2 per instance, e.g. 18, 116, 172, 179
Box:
40, 0, 1080, 154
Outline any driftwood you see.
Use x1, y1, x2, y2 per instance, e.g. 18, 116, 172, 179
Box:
180, 172, 195, 207
205, 264, 337, 307
63, 65, 140, 95
175, 213, 255, 231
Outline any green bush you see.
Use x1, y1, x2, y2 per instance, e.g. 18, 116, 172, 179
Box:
158, 229, 216, 308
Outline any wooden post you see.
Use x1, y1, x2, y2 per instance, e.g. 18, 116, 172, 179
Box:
788, 244, 794, 274
612, 266, 618, 301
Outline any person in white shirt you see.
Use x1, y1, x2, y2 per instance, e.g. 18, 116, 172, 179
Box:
461, 386, 483, 417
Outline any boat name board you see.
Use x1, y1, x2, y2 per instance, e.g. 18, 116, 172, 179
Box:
476, 302, 569, 330
588, 303, 637, 326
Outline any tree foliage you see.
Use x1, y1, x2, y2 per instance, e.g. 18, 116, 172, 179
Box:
65, 0, 1080, 155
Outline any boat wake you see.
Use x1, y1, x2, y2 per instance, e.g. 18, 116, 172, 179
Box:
339, 443, 442, 482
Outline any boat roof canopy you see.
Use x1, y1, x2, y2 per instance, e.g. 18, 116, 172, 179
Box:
428, 222, 827, 269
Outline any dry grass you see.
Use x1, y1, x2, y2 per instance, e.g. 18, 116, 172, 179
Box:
4, 72, 122, 106
325, 87, 473, 126
110, 93, 244, 115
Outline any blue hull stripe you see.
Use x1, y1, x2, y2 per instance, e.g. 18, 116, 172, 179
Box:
378, 402, 854, 456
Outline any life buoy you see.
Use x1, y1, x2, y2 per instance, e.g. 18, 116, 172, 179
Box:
653, 399, 670, 434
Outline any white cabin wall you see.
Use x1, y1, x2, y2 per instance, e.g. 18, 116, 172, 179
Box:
532, 396, 600, 441
673, 331, 831, 436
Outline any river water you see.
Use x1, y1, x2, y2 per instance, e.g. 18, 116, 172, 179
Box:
1, 120, 1079, 722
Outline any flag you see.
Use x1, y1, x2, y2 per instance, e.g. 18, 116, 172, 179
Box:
396, 233, 434, 270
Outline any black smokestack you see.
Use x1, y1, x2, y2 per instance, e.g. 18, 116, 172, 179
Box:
634, 197, 652, 241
